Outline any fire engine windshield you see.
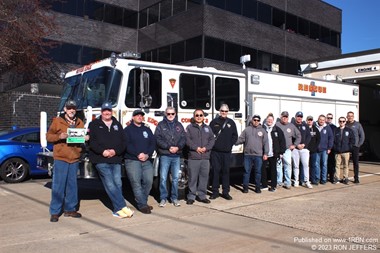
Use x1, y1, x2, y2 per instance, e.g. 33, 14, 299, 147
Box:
59, 67, 122, 110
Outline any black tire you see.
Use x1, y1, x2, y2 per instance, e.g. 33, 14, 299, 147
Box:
0, 158, 29, 183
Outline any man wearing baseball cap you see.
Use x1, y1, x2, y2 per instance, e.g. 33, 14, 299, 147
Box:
46, 99, 84, 222
236, 114, 269, 193
275, 111, 301, 189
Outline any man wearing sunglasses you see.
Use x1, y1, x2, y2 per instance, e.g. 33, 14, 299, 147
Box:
209, 104, 238, 200
333, 117, 355, 184
236, 114, 269, 194
326, 113, 337, 184
185, 109, 215, 205
155, 107, 186, 207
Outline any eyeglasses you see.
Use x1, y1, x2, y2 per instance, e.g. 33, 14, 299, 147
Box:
327, 117, 333, 119
195, 114, 204, 117
167, 113, 175, 116
252, 119, 260, 122
307, 119, 313, 121
297, 116, 303, 118
66, 107, 76, 110
220, 110, 228, 113
282, 116, 288, 118
339, 120, 346, 123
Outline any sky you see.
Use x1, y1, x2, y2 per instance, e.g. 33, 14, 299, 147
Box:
323, 0, 379, 54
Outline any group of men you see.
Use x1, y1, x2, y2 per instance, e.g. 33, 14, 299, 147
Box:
240, 110, 365, 194
46, 100, 365, 222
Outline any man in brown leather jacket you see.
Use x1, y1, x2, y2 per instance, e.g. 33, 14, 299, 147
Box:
46, 100, 84, 222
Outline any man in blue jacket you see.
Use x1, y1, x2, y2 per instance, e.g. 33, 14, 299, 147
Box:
88, 102, 134, 219
333, 117, 355, 184
124, 110, 156, 214
155, 107, 186, 207
312, 114, 334, 185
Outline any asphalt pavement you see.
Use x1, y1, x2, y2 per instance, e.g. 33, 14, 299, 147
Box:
0, 162, 379, 253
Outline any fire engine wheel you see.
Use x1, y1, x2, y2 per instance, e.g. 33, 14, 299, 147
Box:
0, 158, 29, 183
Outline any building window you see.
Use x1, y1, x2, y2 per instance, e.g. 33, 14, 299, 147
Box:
185, 36, 202, 61
148, 4, 159, 25
285, 13, 297, 33
226, 0, 242, 15
123, 10, 138, 28
171, 41, 185, 63
310, 22, 320, 40
84, 0, 104, 21
139, 9, 148, 28
242, 0, 257, 19
173, 0, 186, 15
205, 37, 224, 61
298, 17, 309, 37
207, 0, 225, 9
225, 42, 241, 65
104, 5, 123, 26
158, 46, 171, 64
272, 8, 285, 29
257, 50, 271, 71
160, 0, 172, 21
257, 2, 271, 25
242, 47, 257, 68
320, 26, 331, 44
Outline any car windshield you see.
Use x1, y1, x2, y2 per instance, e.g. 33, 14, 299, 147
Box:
59, 67, 122, 111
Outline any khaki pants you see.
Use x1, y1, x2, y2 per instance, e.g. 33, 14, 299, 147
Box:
334, 152, 350, 179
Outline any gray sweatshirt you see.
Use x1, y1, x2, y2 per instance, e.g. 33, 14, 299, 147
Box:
236, 124, 269, 156
275, 121, 301, 148
346, 120, 365, 147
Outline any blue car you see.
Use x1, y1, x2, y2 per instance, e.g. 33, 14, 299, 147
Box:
0, 127, 52, 183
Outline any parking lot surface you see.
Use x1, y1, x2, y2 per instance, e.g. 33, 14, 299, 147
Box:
0, 162, 379, 253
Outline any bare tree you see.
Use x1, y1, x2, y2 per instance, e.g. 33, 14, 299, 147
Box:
0, 0, 58, 82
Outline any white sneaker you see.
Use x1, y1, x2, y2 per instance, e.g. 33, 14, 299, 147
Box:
305, 182, 313, 189
159, 199, 167, 207
172, 199, 181, 207
293, 181, 299, 187
121, 207, 134, 218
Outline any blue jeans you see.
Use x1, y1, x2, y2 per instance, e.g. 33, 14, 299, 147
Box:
50, 160, 79, 215
125, 159, 154, 209
159, 155, 180, 201
95, 163, 126, 212
276, 149, 292, 186
243, 155, 263, 188
314, 151, 328, 184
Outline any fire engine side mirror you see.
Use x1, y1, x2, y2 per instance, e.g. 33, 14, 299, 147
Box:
139, 71, 152, 107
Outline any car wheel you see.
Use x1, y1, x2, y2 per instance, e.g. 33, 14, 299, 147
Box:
0, 158, 29, 183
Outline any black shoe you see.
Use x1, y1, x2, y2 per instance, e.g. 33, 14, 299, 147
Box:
343, 178, 349, 185
269, 188, 276, 192
354, 179, 360, 184
242, 186, 248, 193
186, 199, 195, 205
139, 206, 152, 214
64, 211, 82, 218
255, 188, 262, 194
50, 215, 59, 222
221, 193, 233, 200
198, 198, 211, 204
209, 194, 219, 200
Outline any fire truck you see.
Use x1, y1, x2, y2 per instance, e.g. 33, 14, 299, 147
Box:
37, 52, 359, 196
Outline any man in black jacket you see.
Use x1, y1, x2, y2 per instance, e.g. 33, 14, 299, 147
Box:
306, 115, 321, 185
261, 113, 286, 192
209, 104, 238, 200
155, 107, 186, 207
88, 102, 134, 219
